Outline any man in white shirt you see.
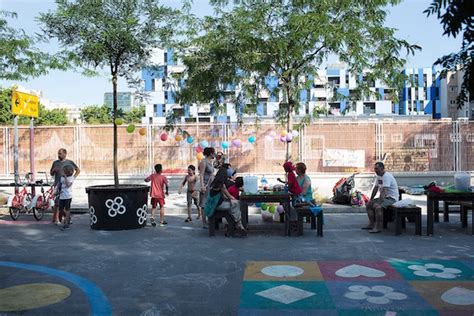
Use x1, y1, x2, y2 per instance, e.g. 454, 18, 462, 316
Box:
362, 162, 399, 233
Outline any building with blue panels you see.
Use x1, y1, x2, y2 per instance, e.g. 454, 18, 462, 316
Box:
141, 49, 448, 124
397, 67, 441, 118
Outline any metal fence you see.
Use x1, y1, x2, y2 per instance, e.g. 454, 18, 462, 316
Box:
0, 120, 472, 176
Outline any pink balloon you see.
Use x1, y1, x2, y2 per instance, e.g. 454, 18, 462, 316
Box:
196, 146, 203, 153
286, 133, 293, 142
160, 133, 168, 141
279, 135, 286, 142
277, 205, 284, 214
232, 139, 242, 147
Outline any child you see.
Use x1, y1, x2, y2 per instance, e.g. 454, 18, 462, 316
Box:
178, 165, 202, 223
227, 176, 243, 200
59, 165, 75, 231
145, 164, 169, 227
278, 161, 303, 197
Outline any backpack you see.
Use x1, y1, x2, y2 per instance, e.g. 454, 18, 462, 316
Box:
332, 175, 355, 205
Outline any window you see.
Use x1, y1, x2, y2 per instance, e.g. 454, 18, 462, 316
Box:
415, 89, 419, 100
408, 89, 412, 100
414, 74, 419, 86
345, 74, 349, 84
363, 102, 376, 114
423, 74, 427, 86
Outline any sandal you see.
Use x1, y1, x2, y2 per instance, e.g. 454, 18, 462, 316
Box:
185, 217, 192, 222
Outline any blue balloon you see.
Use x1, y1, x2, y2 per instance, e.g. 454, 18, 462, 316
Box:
255, 202, 262, 208
187, 136, 193, 144
248, 135, 256, 143
221, 141, 229, 149
200, 140, 209, 148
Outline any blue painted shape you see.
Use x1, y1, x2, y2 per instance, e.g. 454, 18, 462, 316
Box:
379, 88, 384, 101
155, 104, 163, 117
327, 69, 340, 77
0, 261, 112, 316
418, 68, 424, 87
388, 259, 474, 281
325, 280, 433, 311
166, 48, 174, 65
239, 281, 334, 310
257, 102, 264, 116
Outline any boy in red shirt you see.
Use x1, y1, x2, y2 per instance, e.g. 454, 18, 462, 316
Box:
278, 161, 303, 196
145, 164, 169, 227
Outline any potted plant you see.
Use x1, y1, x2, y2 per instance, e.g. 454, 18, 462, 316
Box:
39, 0, 183, 230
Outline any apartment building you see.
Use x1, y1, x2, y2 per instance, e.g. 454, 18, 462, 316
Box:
440, 68, 473, 119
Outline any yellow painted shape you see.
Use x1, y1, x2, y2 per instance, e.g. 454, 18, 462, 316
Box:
244, 261, 323, 281
410, 281, 474, 310
11, 90, 39, 118
0, 283, 71, 311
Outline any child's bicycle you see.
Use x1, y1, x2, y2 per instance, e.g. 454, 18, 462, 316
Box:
7, 173, 36, 220
30, 172, 56, 221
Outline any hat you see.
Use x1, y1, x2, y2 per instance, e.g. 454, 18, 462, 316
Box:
283, 161, 295, 172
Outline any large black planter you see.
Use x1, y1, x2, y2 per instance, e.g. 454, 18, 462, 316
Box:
86, 184, 150, 230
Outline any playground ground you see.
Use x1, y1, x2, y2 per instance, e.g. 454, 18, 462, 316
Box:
1, 194, 473, 315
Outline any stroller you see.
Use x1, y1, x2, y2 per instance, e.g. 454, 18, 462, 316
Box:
332, 173, 357, 205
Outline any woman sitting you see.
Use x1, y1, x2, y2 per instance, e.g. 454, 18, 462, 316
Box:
209, 164, 246, 234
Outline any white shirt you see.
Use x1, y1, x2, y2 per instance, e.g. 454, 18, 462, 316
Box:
375, 172, 399, 200
59, 176, 74, 200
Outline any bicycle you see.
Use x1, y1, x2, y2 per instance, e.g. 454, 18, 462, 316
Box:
7, 173, 34, 220
31, 172, 56, 221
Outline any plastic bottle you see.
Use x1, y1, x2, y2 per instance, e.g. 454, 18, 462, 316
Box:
261, 175, 268, 191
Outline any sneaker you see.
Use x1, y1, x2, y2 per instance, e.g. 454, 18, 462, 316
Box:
55, 221, 61, 226
61, 224, 70, 231
150, 218, 156, 227
185, 217, 192, 222
161, 221, 168, 225
159, 222, 165, 227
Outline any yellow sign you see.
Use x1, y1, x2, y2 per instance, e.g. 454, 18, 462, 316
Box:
11, 90, 39, 118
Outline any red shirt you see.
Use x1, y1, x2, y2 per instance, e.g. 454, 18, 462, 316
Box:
287, 171, 302, 195
145, 173, 168, 198
227, 185, 240, 199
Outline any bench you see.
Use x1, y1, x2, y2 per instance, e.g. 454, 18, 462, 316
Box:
460, 202, 473, 234
209, 210, 235, 237
442, 200, 471, 226
383, 205, 422, 235
294, 206, 323, 237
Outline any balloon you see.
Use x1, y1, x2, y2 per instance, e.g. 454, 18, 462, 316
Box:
196, 146, 203, 153
265, 135, 274, 142
280, 130, 287, 137
248, 135, 256, 143
175, 134, 183, 142
279, 135, 286, 142
126, 124, 135, 133
187, 136, 193, 144
269, 131, 277, 138
221, 141, 229, 149
255, 202, 262, 208
200, 140, 209, 148
291, 130, 299, 137
261, 203, 268, 211
268, 205, 276, 214
196, 152, 204, 160
277, 205, 284, 214
138, 128, 146, 136
160, 133, 168, 141
286, 133, 293, 142
232, 139, 242, 147
115, 118, 123, 126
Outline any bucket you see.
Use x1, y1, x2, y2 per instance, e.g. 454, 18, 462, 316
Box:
243, 176, 258, 194
454, 172, 471, 192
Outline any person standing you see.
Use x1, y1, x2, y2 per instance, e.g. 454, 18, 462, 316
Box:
145, 164, 169, 227
59, 165, 75, 231
50, 148, 80, 225
362, 162, 399, 233
178, 165, 201, 223
198, 147, 215, 229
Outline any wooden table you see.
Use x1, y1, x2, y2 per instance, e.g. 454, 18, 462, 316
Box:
426, 191, 474, 235
240, 192, 291, 235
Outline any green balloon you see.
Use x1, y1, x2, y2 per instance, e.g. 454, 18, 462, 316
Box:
126, 124, 136, 133
268, 205, 276, 214
261, 203, 268, 211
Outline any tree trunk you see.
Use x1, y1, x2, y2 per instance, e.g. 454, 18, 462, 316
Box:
113, 75, 119, 186
285, 86, 292, 161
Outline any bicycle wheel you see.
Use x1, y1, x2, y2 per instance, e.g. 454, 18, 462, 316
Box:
33, 196, 45, 221
9, 207, 20, 220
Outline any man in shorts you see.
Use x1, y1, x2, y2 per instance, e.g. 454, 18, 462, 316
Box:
362, 162, 399, 233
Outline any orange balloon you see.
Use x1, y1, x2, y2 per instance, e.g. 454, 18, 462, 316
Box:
138, 128, 146, 136
280, 130, 287, 137
197, 152, 204, 160
175, 134, 183, 142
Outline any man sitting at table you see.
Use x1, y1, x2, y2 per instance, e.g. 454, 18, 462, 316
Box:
362, 162, 399, 234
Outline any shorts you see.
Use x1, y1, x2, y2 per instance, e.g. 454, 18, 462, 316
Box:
186, 191, 199, 206
151, 197, 165, 208
373, 197, 397, 208
59, 198, 72, 211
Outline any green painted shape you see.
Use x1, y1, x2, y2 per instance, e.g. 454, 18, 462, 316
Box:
388, 259, 474, 281
240, 281, 334, 310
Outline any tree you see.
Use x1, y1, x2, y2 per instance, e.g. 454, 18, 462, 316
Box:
123, 105, 146, 123
80, 105, 113, 124
0, 11, 67, 80
39, 0, 184, 185
178, 0, 420, 159
425, 0, 474, 108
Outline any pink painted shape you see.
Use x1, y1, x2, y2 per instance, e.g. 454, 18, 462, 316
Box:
318, 260, 402, 281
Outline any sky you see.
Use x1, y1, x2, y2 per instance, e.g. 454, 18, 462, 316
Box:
0, 0, 463, 107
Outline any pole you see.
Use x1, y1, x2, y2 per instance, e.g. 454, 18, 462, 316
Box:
13, 116, 19, 194
30, 117, 35, 195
